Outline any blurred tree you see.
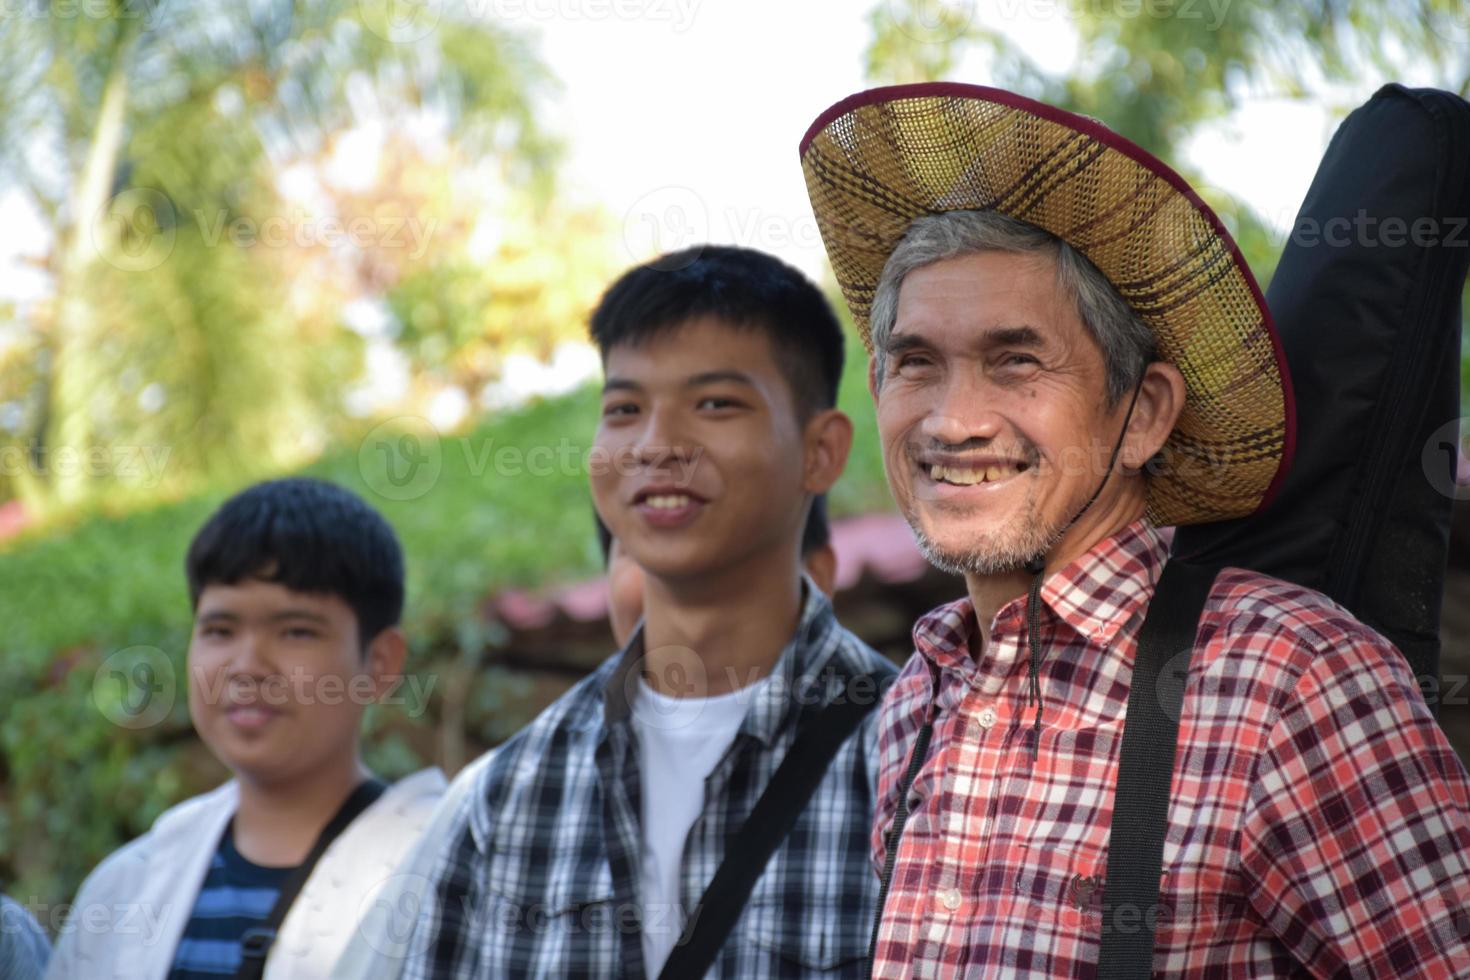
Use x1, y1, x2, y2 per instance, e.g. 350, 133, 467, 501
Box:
0, 0, 598, 513
866, 0, 1470, 284
336, 133, 619, 404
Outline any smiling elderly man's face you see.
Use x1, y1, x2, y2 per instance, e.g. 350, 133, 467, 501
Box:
869, 248, 1136, 576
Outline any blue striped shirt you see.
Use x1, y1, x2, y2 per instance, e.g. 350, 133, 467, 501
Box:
167, 825, 296, 978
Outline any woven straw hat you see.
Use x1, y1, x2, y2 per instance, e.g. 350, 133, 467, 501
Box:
800, 83, 1296, 527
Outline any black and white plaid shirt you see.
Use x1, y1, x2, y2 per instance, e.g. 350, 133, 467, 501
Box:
403, 582, 897, 979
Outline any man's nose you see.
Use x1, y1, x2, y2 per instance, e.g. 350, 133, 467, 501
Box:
635, 404, 697, 466
921, 375, 1004, 446
225, 630, 275, 678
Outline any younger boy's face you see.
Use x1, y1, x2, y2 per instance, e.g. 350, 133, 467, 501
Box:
187, 580, 385, 788
593, 316, 827, 585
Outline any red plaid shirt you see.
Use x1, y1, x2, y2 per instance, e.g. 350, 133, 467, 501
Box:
871, 518, 1470, 978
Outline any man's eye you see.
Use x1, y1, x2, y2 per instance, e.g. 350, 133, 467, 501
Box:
895, 354, 932, 372
201, 626, 231, 638
1002, 353, 1038, 367
696, 397, 739, 410
602, 402, 638, 417
284, 627, 320, 640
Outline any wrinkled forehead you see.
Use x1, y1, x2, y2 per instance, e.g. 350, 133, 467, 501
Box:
887, 251, 1093, 356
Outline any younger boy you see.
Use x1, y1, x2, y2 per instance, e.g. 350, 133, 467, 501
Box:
49, 478, 445, 980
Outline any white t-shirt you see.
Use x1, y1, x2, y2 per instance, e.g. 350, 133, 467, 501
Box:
630, 674, 763, 978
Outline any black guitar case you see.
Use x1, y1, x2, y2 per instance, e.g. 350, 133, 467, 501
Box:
1173, 83, 1470, 714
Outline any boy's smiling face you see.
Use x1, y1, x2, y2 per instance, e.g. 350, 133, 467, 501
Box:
592, 315, 842, 586
187, 579, 391, 787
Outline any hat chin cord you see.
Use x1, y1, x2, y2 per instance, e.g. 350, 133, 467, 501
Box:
1020, 377, 1145, 764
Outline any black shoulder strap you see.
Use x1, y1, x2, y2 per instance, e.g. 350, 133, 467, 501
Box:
1096, 560, 1219, 979
657, 677, 881, 980
233, 777, 389, 980
865, 706, 934, 976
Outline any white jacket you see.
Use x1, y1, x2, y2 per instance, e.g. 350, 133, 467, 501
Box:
45, 768, 446, 980
330, 752, 494, 980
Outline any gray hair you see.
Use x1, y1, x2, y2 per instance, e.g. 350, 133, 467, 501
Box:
868, 210, 1155, 406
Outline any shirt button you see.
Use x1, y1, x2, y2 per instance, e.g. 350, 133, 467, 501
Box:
977, 707, 997, 730
937, 888, 962, 911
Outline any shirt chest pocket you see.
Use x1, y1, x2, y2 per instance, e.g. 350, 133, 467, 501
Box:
739, 897, 871, 975
483, 841, 618, 939
1009, 844, 1107, 912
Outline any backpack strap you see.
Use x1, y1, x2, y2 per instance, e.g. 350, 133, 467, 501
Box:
233, 777, 388, 980
865, 709, 935, 976
1096, 559, 1219, 979
657, 674, 882, 980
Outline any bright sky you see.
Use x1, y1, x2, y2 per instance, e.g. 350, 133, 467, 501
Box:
523, 0, 1340, 281
0, 0, 1352, 297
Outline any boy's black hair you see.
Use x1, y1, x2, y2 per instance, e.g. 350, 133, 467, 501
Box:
588, 245, 845, 421
185, 478, 405, 649
594, 494, 832, 566
802, 494, 831, 557
594, 509, 613, 565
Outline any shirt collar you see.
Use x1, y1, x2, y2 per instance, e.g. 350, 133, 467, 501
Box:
913, 517, 1168, 670
595, 574, 843, 747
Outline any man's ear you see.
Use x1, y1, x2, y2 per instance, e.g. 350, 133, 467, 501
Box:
867, 357, 881, 405
364, 625, 409, 700
1120, 361, 1186, 470
803, 408, 854, 494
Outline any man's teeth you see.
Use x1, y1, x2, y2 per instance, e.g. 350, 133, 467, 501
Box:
928, 463, 1021, 485
645, 494, 693, 510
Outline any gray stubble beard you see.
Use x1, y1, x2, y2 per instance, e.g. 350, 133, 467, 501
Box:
904, 485, 1066, 576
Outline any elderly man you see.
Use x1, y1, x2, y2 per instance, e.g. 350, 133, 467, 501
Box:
801, 85, 1470, 977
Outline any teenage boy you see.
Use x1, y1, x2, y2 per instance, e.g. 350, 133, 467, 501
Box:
331, 495, 845, 980
401, 245, 897, 978
596, 494, 839, 647
48, 478, 446, 980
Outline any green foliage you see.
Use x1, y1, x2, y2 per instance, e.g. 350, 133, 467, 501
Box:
386, 204, 620, 393
0, 0, 570, 513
